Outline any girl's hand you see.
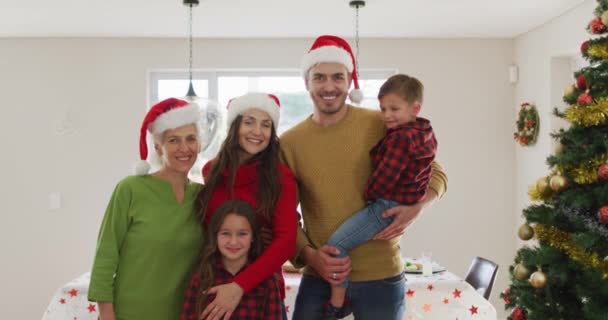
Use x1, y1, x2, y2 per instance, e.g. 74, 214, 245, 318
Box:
200, 282, 244, 320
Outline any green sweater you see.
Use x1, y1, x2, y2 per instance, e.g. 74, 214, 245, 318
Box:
88, 175, 203, 320
280, 106, 448, 282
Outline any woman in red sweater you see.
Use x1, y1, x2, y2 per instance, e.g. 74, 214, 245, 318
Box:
190, 92, 297, 320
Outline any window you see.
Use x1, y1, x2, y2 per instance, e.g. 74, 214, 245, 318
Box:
149, 69, 395, 182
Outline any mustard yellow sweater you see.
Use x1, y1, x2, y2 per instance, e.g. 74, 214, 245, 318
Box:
280, 106, 448, 282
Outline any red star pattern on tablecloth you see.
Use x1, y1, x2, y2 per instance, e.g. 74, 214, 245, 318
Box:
68, 289, 78, 297
59, 298, 66, 304
406, 289, 415, 298
443, 298, 449, 304
469, 305, 478, 315
422, 304, 432, 312
427, 284, 434, 291
452, 288, 462, 298
88, 304, 97, 313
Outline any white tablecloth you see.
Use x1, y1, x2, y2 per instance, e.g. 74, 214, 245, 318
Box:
284, 270, 497, 320
44, 270, 496, 320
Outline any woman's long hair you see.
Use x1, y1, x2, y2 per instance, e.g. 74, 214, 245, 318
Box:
196, 200, 262, 315
195, 114, 281, 225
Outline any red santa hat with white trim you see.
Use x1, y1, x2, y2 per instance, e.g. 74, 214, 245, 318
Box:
135, 97, 200, 175
226, 92, 281, 129
300, 35, 363, 104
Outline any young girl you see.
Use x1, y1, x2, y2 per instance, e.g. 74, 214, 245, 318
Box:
193, 92, 297, 319
181, 200, 283, 320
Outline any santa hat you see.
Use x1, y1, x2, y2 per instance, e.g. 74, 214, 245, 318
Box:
301, 35, 363, 104
135, 97, 200, 175
226, 92, 281, 130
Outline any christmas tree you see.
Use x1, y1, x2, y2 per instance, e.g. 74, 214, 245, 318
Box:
502, 1, 608, 319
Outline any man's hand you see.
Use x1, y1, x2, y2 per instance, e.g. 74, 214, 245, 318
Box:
373, 190, 438, 240
200, 282, 243, 320
302, 245, 351, 285
372, 203, 422, 240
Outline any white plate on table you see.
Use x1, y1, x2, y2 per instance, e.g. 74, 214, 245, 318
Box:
403, 261, 446, 274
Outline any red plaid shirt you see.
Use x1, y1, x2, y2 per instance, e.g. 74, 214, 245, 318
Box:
181, 262, 282, 320
364, 117, 437, 204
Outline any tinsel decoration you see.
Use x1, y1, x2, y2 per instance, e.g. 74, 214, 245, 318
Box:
556, 153, 608, 184
564, 97, 608, 126
557, 203, 608, 240
582, 37, 608, 62
534, 224, 608, 279
588, 42, 608, 60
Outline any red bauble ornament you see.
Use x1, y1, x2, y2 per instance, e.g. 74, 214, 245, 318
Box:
577, 92, 593, 105
511, 307, 526, 320
589, 17, 607, 34
501, 287, 511, 303
599, 163, 608, 180
598, 206, 608, 225
581, 40, 589, 54
576, 74, 588, 90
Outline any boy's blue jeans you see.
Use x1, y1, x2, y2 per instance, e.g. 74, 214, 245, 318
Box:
326, 198, 399, 288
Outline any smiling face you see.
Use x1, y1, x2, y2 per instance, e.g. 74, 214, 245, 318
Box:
379, 93, 420, 129
217, 213, 253, 267
305, 62, 351, 116
237, 109, 273, 164
154, 123, 199, 174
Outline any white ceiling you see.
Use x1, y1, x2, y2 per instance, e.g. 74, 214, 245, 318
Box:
0, 0, 586, 38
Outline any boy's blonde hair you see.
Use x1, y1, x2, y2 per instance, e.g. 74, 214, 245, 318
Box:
378, 74, 424, 104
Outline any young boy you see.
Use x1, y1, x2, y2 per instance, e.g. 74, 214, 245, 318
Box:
324, 74, 437, 319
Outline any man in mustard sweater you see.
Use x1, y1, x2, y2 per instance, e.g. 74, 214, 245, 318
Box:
280, 35, 448, 320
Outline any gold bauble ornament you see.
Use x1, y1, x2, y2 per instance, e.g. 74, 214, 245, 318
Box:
602, 11, 608, 27
563, 84, 576, 98
553, 142, 563, 155
530, 270, 547, 289
550, 174, 569, 192
518, 224, 534, 240
536, 176, 551, 196
514, 263, 531, 281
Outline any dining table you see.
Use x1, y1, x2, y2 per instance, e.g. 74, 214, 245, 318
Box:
43, 262, 497, 320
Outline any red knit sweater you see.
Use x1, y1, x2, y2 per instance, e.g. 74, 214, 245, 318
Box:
202, 161, 297, 298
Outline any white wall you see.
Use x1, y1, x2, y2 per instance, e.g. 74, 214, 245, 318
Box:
513, 0, 595, 258
0, 37, 515, 319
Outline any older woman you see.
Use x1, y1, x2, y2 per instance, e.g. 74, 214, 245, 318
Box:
88, 97, 204, 320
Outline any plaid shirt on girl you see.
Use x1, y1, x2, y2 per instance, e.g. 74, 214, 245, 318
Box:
364, 117, 437, 205
181, 261, 282, 320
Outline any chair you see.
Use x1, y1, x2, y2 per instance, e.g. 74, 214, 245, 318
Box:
464, 256, 499, 300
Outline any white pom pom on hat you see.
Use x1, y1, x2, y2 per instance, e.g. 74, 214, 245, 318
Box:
135, 97, 200, 175
301, 35, 363, 104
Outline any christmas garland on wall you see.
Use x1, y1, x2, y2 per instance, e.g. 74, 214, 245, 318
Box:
513, 102, 539, 146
